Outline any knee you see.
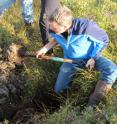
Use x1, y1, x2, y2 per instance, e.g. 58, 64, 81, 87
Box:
54, 79, 65, 94
54, 84, 69, 94
102, 64, 117, 83
54, 86, 61, 94
60, 63, 74, 73
102, 62, 117, 74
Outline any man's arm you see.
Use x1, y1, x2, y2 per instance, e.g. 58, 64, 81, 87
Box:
36, 39, 57, 58
87, 20, 109, 59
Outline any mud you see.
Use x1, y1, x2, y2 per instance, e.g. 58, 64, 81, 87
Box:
0, 43, 61, 123
0, 44, 26, 121
10, 106, 45, 124
6, 43, 24, 64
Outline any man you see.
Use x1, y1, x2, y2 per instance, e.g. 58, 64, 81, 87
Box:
36, 5, 117, 106
39, 0, 60, 45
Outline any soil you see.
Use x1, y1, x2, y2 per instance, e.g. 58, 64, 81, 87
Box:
0, 43, 61, 123
0, 43, 26, 121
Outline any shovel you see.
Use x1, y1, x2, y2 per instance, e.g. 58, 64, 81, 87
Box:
18, 47, 78, 64
7, 43, 78, 64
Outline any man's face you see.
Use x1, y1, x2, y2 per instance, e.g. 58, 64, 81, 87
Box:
49, 21, 68, 34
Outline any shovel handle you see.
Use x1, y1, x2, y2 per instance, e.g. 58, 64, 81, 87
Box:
22, 51, 78, 64
42, 56, 77, 63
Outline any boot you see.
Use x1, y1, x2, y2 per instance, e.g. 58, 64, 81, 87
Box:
88, 80, 112, 106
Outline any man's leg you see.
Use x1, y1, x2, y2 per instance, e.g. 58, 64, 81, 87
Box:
20, 0, 34, 39
54, 63, 77, 93
39, 0, 60, 45
88, 80, 112, 106
88, 56, 117, 106
21, 0, 34, 24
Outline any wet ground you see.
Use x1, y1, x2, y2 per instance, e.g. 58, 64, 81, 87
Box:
0, 43, 62, 123
0, 43, 27, 121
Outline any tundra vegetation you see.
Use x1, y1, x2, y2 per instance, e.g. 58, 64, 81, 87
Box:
0, 0, 117, 123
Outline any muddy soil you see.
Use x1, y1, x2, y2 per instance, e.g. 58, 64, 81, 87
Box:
0, 43, 27, 121
0, 43, 61, 124
10, 108, 44, 124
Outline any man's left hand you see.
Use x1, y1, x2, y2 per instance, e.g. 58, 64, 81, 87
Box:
86, 58, 95, 70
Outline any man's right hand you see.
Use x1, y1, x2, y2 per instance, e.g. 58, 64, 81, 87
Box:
36, 39, 57, 59
36, 48, 47, 59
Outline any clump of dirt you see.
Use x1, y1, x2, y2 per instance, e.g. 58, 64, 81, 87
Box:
10, 107, 46, 124
6, 43, 24, 64
0, 44, 26, 121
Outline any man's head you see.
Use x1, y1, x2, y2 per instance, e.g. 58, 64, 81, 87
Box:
49, 5, 73, 34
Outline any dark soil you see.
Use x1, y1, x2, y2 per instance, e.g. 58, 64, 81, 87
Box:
0, 44, 28, 121
0, 43, 62, 123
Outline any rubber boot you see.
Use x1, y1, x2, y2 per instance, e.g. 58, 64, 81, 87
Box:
88, 80, 112, 106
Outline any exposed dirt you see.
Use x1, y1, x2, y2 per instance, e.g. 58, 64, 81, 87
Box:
0, 43, 27, 121
0, 43, 61, 123
10, 106, 46, 124
6, 43, 24, 64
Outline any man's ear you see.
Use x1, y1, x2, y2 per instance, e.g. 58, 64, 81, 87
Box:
64, 24, 71, 31
64, 25, 68, 30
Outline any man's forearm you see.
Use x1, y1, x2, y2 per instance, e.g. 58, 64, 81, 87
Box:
41, 39, 57, 53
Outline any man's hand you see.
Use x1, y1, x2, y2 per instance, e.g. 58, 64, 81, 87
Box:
86, 58, 95, 70
36, 48, 47, 59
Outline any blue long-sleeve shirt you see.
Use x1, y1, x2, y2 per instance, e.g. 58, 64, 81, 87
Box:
50, 18, 109, 61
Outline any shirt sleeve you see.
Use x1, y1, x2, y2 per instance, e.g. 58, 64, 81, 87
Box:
86, 20, 109, 47
88, 36, 105, 59
86, 20, 109, 59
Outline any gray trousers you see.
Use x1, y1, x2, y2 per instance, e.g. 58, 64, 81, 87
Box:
39, 0, 60, 44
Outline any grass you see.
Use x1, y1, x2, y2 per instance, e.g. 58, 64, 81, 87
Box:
0, 0, 117, 123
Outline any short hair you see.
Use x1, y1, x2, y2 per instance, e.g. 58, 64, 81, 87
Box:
49, 5, 73, 26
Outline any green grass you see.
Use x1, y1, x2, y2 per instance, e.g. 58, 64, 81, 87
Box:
0, 0, 117, 123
